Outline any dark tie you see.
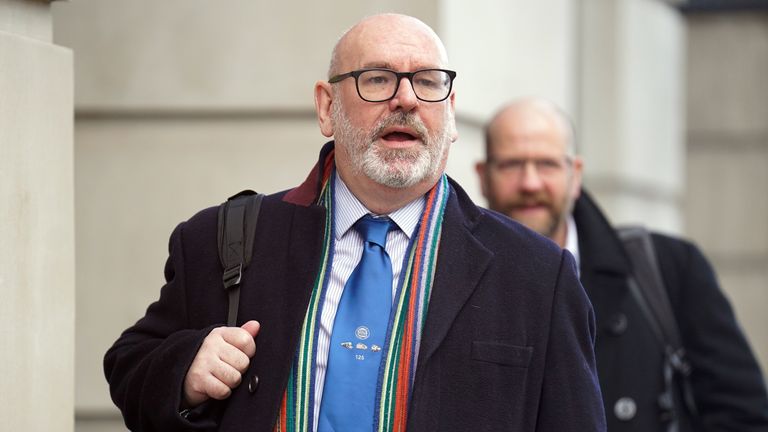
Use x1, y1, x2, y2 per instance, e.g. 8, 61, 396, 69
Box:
319, 215, 395, 432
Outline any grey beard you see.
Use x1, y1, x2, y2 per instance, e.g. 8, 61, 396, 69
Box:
331, 100, 449, 189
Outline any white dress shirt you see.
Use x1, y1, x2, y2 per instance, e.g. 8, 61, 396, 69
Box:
564, 214, 581, 277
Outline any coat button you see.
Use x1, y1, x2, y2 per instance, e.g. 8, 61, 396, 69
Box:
606, 313, 628, 336
614, 397, 637, 421
248, 374, 260, 394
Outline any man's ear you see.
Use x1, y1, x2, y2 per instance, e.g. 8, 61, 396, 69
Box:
570, 156, 584, 200
314, 81, 334, 138
448, 92, 458, 142
475, 161, 489, 198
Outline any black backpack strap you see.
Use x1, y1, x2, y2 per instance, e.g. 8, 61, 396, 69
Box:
617, 226, 698, 428
217, 190, 264, 327
618, 226, 682, 348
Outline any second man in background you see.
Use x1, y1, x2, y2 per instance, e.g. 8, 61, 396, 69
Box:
476, 98, 768, 432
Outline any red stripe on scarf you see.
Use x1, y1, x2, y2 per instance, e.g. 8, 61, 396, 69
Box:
392, 185, 438, 431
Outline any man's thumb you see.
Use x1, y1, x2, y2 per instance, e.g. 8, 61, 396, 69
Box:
240, 320, 260, 338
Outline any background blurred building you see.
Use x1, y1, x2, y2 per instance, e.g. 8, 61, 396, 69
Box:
2, 0, 766, 430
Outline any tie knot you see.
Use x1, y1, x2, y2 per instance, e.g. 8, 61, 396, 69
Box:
355, 215, 394, 248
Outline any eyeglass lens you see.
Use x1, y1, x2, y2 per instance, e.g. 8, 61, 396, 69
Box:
357, 69, 452, 102
492, 158, 571, 178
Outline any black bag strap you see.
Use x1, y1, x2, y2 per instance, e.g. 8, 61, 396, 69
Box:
617, 226, 698, 428
618, 226, 682, 349
217, 190, 264, 327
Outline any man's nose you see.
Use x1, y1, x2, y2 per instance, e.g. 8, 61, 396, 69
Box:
520, 162, 544, 191
388, 77, 418, 112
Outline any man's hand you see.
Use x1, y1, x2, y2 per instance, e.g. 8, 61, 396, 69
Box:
182, 320, 260, 408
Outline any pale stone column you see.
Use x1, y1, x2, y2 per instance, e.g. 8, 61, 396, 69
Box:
440, 0, 580, 204
685, 10, 768, 377
578, 0, 686, 233
0, 1, 74, 431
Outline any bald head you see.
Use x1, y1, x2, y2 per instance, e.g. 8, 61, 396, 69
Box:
328, 14, 450, 78
485, 98, 576, 160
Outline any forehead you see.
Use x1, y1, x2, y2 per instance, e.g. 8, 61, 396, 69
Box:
337, 17, 448, 70
489, 108, 569, 157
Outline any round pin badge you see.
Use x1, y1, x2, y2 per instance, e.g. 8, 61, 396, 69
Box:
355, 326, 370, 340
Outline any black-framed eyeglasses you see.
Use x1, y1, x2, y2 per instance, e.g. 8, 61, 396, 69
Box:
328, 68, 457, 102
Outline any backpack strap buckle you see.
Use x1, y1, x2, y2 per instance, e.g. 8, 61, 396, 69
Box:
223, 263, 243, 290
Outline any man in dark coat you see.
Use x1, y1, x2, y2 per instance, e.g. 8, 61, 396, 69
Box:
476, 97, 768, 431
104, 15, 606, 432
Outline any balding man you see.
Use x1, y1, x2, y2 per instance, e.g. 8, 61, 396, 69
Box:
105, 16, 605, 432
477, 98, 768, 432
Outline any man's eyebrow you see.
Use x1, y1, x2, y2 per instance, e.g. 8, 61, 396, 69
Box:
360, 62, 394, 69
359, 62, 441, 71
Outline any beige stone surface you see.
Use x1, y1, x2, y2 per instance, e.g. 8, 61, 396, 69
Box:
687, 13, 768, 135
581, 1, 684, 178
442, 0, 578, 120
579, 0, 621, 169
579, 0, 685, 233
0, 0, 51, 41
52, 0, 439, 111
0, 23, 74, 432
75, 417, 126, 432
685, 11, 768, 384
617, 0, 684, 193
446, 117, 485, 205
685, 146, 768, 256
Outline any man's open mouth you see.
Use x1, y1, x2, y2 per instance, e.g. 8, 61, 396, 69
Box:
382, 131, 418, 141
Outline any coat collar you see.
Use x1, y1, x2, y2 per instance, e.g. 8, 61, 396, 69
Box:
573, 189, 631, 277
282, 141, 336, 207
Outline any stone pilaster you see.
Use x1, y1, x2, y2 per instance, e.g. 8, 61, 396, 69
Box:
578, 0, 686, 233
0, 1, 74, 431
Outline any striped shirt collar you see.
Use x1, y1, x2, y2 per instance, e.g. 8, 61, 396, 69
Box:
334, 172, 425, 240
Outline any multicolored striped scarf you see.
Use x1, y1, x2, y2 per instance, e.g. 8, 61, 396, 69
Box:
274, 167, 450, 432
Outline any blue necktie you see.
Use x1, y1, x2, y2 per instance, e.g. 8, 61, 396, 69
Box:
319, 215, 395, 432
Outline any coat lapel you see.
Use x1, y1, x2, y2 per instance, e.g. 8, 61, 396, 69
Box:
416, 185, 493, 366
573, 191, 632, 308
283, 203, 327, 316
228, 198, 327, 431
240, 198, 326, 327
